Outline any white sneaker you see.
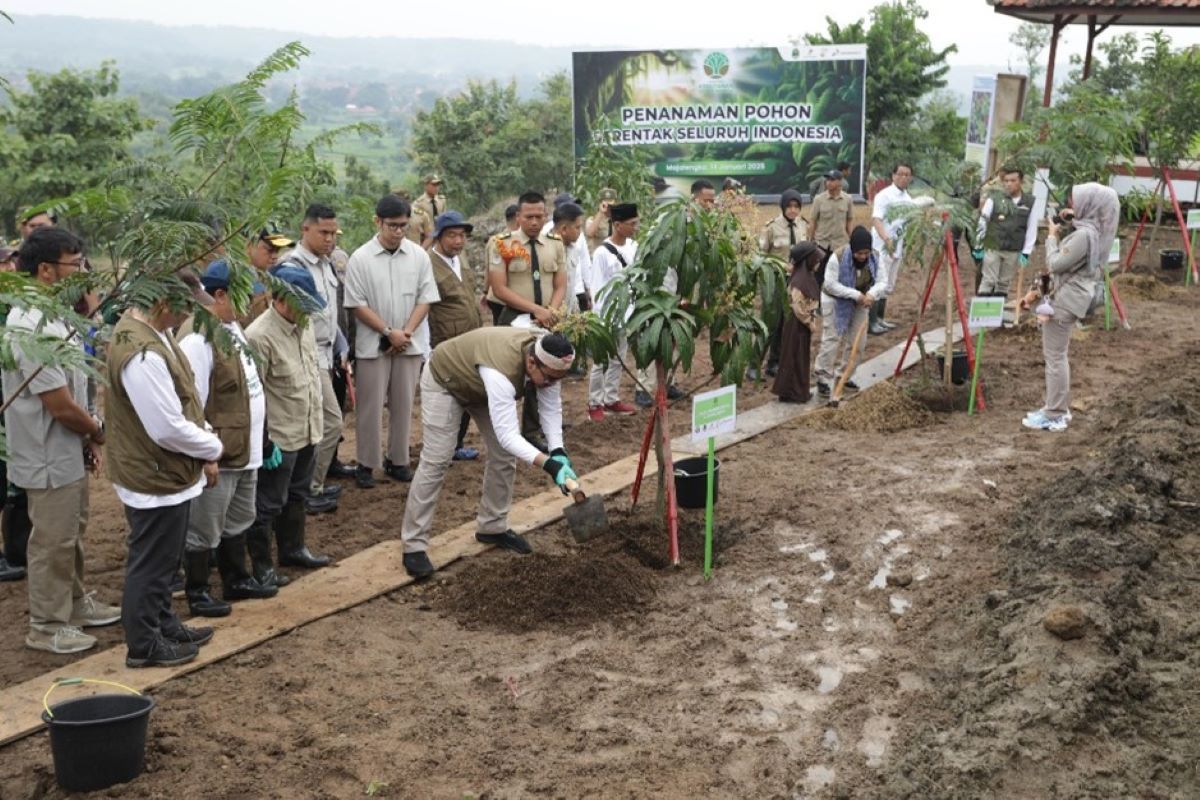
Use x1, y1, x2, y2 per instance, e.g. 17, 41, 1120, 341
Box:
1022, 410, 1069, 432
1024, 408, 1072, 424
71, 591, 122, 627
26, 624, 97, 654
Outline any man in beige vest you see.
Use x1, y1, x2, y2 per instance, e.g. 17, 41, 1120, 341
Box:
400, 329, 579, 579
428, 209, 483, 461
3, 228, 116, 654
106, 273, 224, 668
412, 174, 446, 248
177, 260, 279, 619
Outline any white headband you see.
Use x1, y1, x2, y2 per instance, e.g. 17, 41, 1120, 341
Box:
534, 336, 574, 371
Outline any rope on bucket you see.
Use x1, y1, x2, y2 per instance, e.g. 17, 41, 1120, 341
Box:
43, 678, 143, 719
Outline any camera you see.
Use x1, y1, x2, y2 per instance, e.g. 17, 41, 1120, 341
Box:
1051, 208, 1075, 226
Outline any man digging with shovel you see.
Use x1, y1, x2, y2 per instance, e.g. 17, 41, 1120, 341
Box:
399, 328, 580, 579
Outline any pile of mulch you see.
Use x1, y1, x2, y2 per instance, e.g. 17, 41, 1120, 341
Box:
439, 551, 656, 633
800, 380, 937, 433
1112, 272, 1174, 301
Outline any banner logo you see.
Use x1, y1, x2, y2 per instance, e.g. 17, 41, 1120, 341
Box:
703, 52, 730, 79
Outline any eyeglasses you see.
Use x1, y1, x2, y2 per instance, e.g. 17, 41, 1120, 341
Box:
380, 221, 409, 232
51, 259, 85, 269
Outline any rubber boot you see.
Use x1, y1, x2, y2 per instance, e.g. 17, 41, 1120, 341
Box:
868, 301, 887, 336
246, 519, 290, 588
878, 298, 897, 330
217, 533, 277, 601
1, 490, 31, 568
275, 500, 332, 569
184, 549, 231, 618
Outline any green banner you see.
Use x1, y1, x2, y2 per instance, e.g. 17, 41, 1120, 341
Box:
573, 44, 867, 196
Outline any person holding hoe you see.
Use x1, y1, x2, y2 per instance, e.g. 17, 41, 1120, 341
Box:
813, 226, 888, 398
399, 328, 579, 579
1018, 183, 1118, 432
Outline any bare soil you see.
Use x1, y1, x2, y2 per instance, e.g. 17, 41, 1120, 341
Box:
2, 225, 1199, 799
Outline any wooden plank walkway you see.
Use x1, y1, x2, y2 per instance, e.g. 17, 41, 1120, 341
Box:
0, 326, 957, 746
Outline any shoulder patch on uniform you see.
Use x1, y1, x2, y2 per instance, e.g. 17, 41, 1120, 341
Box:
497, 231, 513, 240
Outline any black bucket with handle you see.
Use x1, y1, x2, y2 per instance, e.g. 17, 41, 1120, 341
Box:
1160, 249, 1184, 270
674, 456, 720, 509
41, 678, 155, 792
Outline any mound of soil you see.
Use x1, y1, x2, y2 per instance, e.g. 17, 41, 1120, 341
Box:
1112, 272, 1175, 301
438, 550, 656, 633
615, 509, 746, 570
802, 379, 937, 433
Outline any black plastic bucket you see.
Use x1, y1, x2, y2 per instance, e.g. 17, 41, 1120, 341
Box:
1160, 249, 1184, 270
936, 351, 971, 385
674, 456, 719, 509
42, 689, 155, 792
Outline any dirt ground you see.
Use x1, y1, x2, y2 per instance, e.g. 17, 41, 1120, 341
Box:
3, 224, 1200, 799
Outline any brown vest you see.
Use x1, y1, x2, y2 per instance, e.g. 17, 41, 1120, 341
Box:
106, 314, 207, 494
428, 249, 482, 347
177, 316, 252, 469
429, 328, 534, 406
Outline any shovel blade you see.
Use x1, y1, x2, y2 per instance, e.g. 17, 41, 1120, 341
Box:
564, 496, 609, 543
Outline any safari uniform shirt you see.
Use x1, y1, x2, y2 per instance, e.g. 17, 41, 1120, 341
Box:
406, 206, 434, 246
343, 235, 440, 360
760, 215, 808, 260
413, 192, 446, 224
485, 228, 566, 310
810, 191, 854, 251
245, 306, 323, 452
585, 212, 613, 255
282, 244, 340, 370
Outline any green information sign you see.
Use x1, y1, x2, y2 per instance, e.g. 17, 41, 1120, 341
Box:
692, 385, 737, 442
1188, 209, 1200, 230
968, 296, 1005, 330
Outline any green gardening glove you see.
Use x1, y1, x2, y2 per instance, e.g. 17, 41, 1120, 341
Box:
263, 442, 283, 470
541, 447, 578, 494
972, 248, 985, 261
1019, 254, 1030, 268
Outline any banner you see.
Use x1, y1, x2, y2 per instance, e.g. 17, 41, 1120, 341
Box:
572, 44, 867, 197
965, 75, 997, 170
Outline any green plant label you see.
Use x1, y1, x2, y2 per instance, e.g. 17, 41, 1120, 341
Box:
968, 296, 1005, 330
1188, 209, 1200, 230
692, 385, 737, 442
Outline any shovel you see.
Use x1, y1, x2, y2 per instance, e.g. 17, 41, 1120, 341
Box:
562, 478, 609, 543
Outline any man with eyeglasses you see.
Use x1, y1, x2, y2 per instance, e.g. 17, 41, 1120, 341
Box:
343, 194, 440, 488
399, 328, 578, 579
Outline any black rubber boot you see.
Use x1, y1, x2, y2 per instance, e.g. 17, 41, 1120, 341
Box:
878, 298, 897, 330
868, 301, 887, 336
217, 533, 277, 601
184, 549, 231, 618
0, 554, 24, 582
246, 519, 290, 588
275, 501, 331, 569
1, 490, 31, 568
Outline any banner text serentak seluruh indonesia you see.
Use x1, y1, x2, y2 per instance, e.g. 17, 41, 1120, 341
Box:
602, 103, 843, 145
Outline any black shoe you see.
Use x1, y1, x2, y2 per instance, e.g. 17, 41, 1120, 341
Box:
186, 589, 231, 617
304, 494, 339, 515
384, 460, 415, 482
634, 390, 653, 408
184, 549, 231, 618
276, 500, 332, 569
666, 384, 684, 401
355, 466, 377, 489
845, 380, 860, 391
317, 484, 343, 500
224, 576, 278, 601
279, 546, 332, 569
403, 551, 435, 580
126, 635, 198, 668
246, 521, 291, 588
475, 530, 533, 555
326, 460, 357, 480
817, 382, 831, 397
0, 555, 25, 582
162, 623, 214, 647
255, 566, 291, 588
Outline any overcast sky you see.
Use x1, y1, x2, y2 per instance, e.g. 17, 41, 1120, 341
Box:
5, 0, 1199, 67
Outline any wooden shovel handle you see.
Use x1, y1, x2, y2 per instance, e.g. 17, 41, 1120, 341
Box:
564, 478, 587, 503
833, 317, 870, 401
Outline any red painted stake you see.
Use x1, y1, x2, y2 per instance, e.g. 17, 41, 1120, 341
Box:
655, 363, 680, 567
945, 225, 986, 412
894, 248, 945, 377
1163, 167, 1199, 285
630, 407, 657, 508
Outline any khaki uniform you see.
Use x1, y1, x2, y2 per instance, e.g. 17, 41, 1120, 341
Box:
245, 307, 323, 453
413, 192, 446, 224
406, 205, 434, 246
759, 215, 807, 260
485, 229, 567, 325
810, 192, 853, 252
585, 212, 613, 255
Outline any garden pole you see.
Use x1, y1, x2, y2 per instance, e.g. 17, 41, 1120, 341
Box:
1103, 270, 1113, 330
893, 249, 944, 377
703, 434, 715, 579
630, 412, 657, 507
946, 226, 986, 411
655, 363, 680, 567
967, 329, 985, 416
1107, 271, 1131, 330
1123, 179, 1159, 272
1188, 230, 1199, 287
1162, 168, 1198, 285
944, 240, 954, 387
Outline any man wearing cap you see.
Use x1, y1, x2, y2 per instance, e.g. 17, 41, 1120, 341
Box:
585, 188, 618, 255
814, 226, 887, 397
279, 204, 355, 502
344, 194, 440, 487
400, 328, 580, 579
412, 174, 446, 248
106, 269, 224, 667
249, 224, 292, 270
244, 266, 333, 588
428, 209, 483, 461
3, 228, 117, 653
176, 261, 279, 618
587, 203, 640, 422
810, 170, 854, 262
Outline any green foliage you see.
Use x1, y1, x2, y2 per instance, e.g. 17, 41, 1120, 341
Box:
806, 0, 955, 155
869, 91, 967, 193
1128, 33, 1200, 170
574, 118, 657, 217
410, 73, 573, 214
1009, 22, 1050, 119
0, 61, 148, 238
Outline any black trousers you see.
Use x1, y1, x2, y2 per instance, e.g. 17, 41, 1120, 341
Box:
122, 500, 191, 656
255, 444, 315, 524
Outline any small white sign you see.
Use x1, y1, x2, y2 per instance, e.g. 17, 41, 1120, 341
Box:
692, 384, 737, 442
968, 295, 1005, 330
1109, 237, 1121, 264
1188, 209, 1200, 230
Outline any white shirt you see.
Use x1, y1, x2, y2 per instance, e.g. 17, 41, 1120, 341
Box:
113, 330, 224, 509
479, 366, 563, 464
976, 193, 1039, 256
589, 237, 638, 316
178, 322, 267, 471
343, 235, 440, 360
871, 184, 913, 257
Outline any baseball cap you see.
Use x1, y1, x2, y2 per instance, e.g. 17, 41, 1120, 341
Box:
824, 169, 844, 181
599, 188, 617, 202
257, 223, 293, 249
202, 258, 265, 295
269, 265, 327, 313
423, 173, 443, 184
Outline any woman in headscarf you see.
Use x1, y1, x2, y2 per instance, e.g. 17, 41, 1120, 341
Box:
772, 242, 822, 403
1019, 183, 1119, 432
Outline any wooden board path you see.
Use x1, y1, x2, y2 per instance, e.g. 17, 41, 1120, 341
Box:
0, 325, 958, 746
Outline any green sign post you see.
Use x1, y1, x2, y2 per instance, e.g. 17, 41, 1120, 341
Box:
1188, 210, 1200, 287
691, 385, 736, 578
967, 296, 1005, 415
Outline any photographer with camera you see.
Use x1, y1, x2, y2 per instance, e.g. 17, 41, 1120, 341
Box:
1018, 183, 1118, 433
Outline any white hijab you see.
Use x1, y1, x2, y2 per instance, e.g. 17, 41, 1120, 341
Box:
1069, 183, 1119, 274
